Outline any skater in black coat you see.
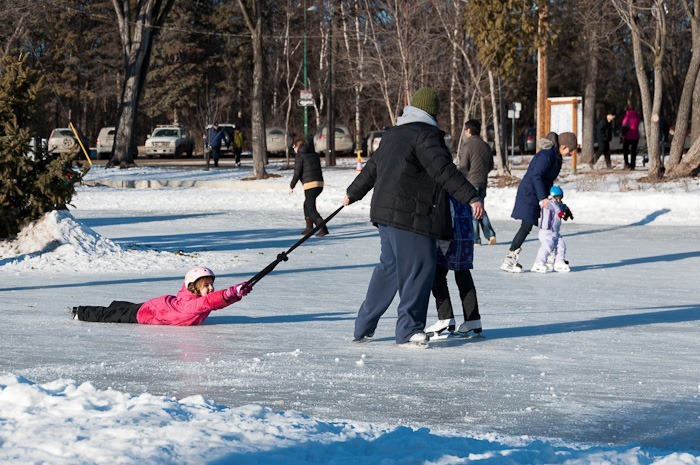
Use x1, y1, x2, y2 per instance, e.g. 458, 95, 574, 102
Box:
343, 87, 483, 346
289, 139, 328, 237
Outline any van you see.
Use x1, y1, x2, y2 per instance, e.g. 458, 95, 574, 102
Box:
95, 127, 116, 159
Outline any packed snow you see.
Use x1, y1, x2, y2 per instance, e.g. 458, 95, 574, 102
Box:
1, 156, 699, 464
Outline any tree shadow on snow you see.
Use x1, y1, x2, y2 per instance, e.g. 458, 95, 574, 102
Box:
79, 212, 222, 228
110, 220, 377, 253
571, 250, 700, 272
484, 303, 700, 340
205, 311, 355, 325
0, 262, 377, 293
564, 208, 671, 238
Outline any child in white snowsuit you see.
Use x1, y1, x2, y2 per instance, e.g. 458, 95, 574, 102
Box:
531, 186, 573, 273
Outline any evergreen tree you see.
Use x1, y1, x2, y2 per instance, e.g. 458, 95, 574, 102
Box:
0, 55, 81, 239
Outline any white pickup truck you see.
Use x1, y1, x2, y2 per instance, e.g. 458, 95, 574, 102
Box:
144, 125, 195, 157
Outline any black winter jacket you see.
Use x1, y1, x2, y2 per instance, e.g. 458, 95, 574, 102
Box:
290, 144, 324, 188
346, 122, 479, 240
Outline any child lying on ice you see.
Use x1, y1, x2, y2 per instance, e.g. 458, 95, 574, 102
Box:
71, 267, 251, 325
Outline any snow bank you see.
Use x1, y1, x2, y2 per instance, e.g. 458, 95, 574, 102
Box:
2, 374, 695, 465
0, 210, 238, 273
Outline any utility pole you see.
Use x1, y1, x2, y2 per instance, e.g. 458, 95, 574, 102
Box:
536, 1, 548, 142
326, 6, 335, 166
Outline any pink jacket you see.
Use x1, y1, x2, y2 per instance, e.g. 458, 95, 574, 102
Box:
136, 284, 240, 325
622, 109, 641, 141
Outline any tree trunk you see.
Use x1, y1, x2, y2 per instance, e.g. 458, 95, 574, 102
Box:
667, 135, 700, 177
237, 0, 268, 179
536, 3, 548, 142
110, 0, 175, 168
489, 70, 506, 175
621, 0, 665, 180
668, 0, 699, 168
582, 39, 598, 164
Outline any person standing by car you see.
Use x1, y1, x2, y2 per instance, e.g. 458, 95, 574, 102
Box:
621, 105, 641, 170
204, 123, 227, 167
591, 111, 614, 169
500, 131, 577, 273
342, 87, 483, 347
457, 119, 496, 246
289, 139, 328, 237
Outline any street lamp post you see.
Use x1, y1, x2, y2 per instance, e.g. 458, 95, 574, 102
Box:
303, 0, 309, 144
326, 5, 335, 166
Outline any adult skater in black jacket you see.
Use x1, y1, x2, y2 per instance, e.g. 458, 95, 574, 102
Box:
289, 139, 328, 237
342, 87, 483, 346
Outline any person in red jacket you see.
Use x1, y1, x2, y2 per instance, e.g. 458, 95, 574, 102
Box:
71, 267, 251, 325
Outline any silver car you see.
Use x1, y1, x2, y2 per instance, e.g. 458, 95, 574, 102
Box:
365, 130, 384, 156
265, 127, 292, 155
313, 125, 354, 155
47, 128, 79, 155
95, 127, 116, 159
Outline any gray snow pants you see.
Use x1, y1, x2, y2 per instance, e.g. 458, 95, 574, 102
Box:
354, 224, 436, 343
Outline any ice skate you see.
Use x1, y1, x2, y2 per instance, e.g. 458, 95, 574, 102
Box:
425, 318, 455, 337
457, 319, 483, 336
352, 332, 374, 343
546, 251, 555, 271
398, 332, 430, 349
530, 263, 549, 273
553, 261, 570, 273
487, 236, 497, 245
500, 248, 523, 273
68, 307, 79, 320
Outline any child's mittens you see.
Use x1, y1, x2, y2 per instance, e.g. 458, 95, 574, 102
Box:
562, 209, 574, 221
224, 282, 252, 301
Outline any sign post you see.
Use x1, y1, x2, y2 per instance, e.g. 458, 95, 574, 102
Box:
508, 102, 521, 169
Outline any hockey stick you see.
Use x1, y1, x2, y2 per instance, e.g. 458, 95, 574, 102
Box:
245, 205, 344, 288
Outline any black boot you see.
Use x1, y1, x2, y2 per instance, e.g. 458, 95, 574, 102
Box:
301, 217, 314, 235
315, 217, 329, 237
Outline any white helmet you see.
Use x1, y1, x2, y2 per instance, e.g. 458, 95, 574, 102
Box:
184, 267, 215, 287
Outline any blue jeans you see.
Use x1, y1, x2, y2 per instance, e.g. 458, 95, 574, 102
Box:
354, 225, 436, 343
471, 185, 496, 243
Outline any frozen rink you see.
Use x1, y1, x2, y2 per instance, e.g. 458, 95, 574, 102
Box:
1, 163, 699, 464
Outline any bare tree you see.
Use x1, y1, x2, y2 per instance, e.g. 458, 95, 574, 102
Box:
666, 0, 700, 177
237, 0, 268, 179
612, 0, 666, 180
109, 0, 175, 167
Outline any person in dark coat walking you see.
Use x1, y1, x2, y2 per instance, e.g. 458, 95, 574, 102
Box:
289, 139, 328, 237
342, 87, 483, 346
457, 119, 496, 245
204, 123, 228, 167
500, 131, 577, 273
591, 112, 614, 169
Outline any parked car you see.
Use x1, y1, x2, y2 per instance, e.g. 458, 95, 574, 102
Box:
95, 127, 115, 160
518, 127, 536, 154
365, 130, 384, 156
47, 128, 79, 155
313, 125, 354, 155
144, 125, 195, 158
265, 127, 292, 156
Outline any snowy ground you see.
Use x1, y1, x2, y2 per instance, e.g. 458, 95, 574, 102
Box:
1, 157, 699, 464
